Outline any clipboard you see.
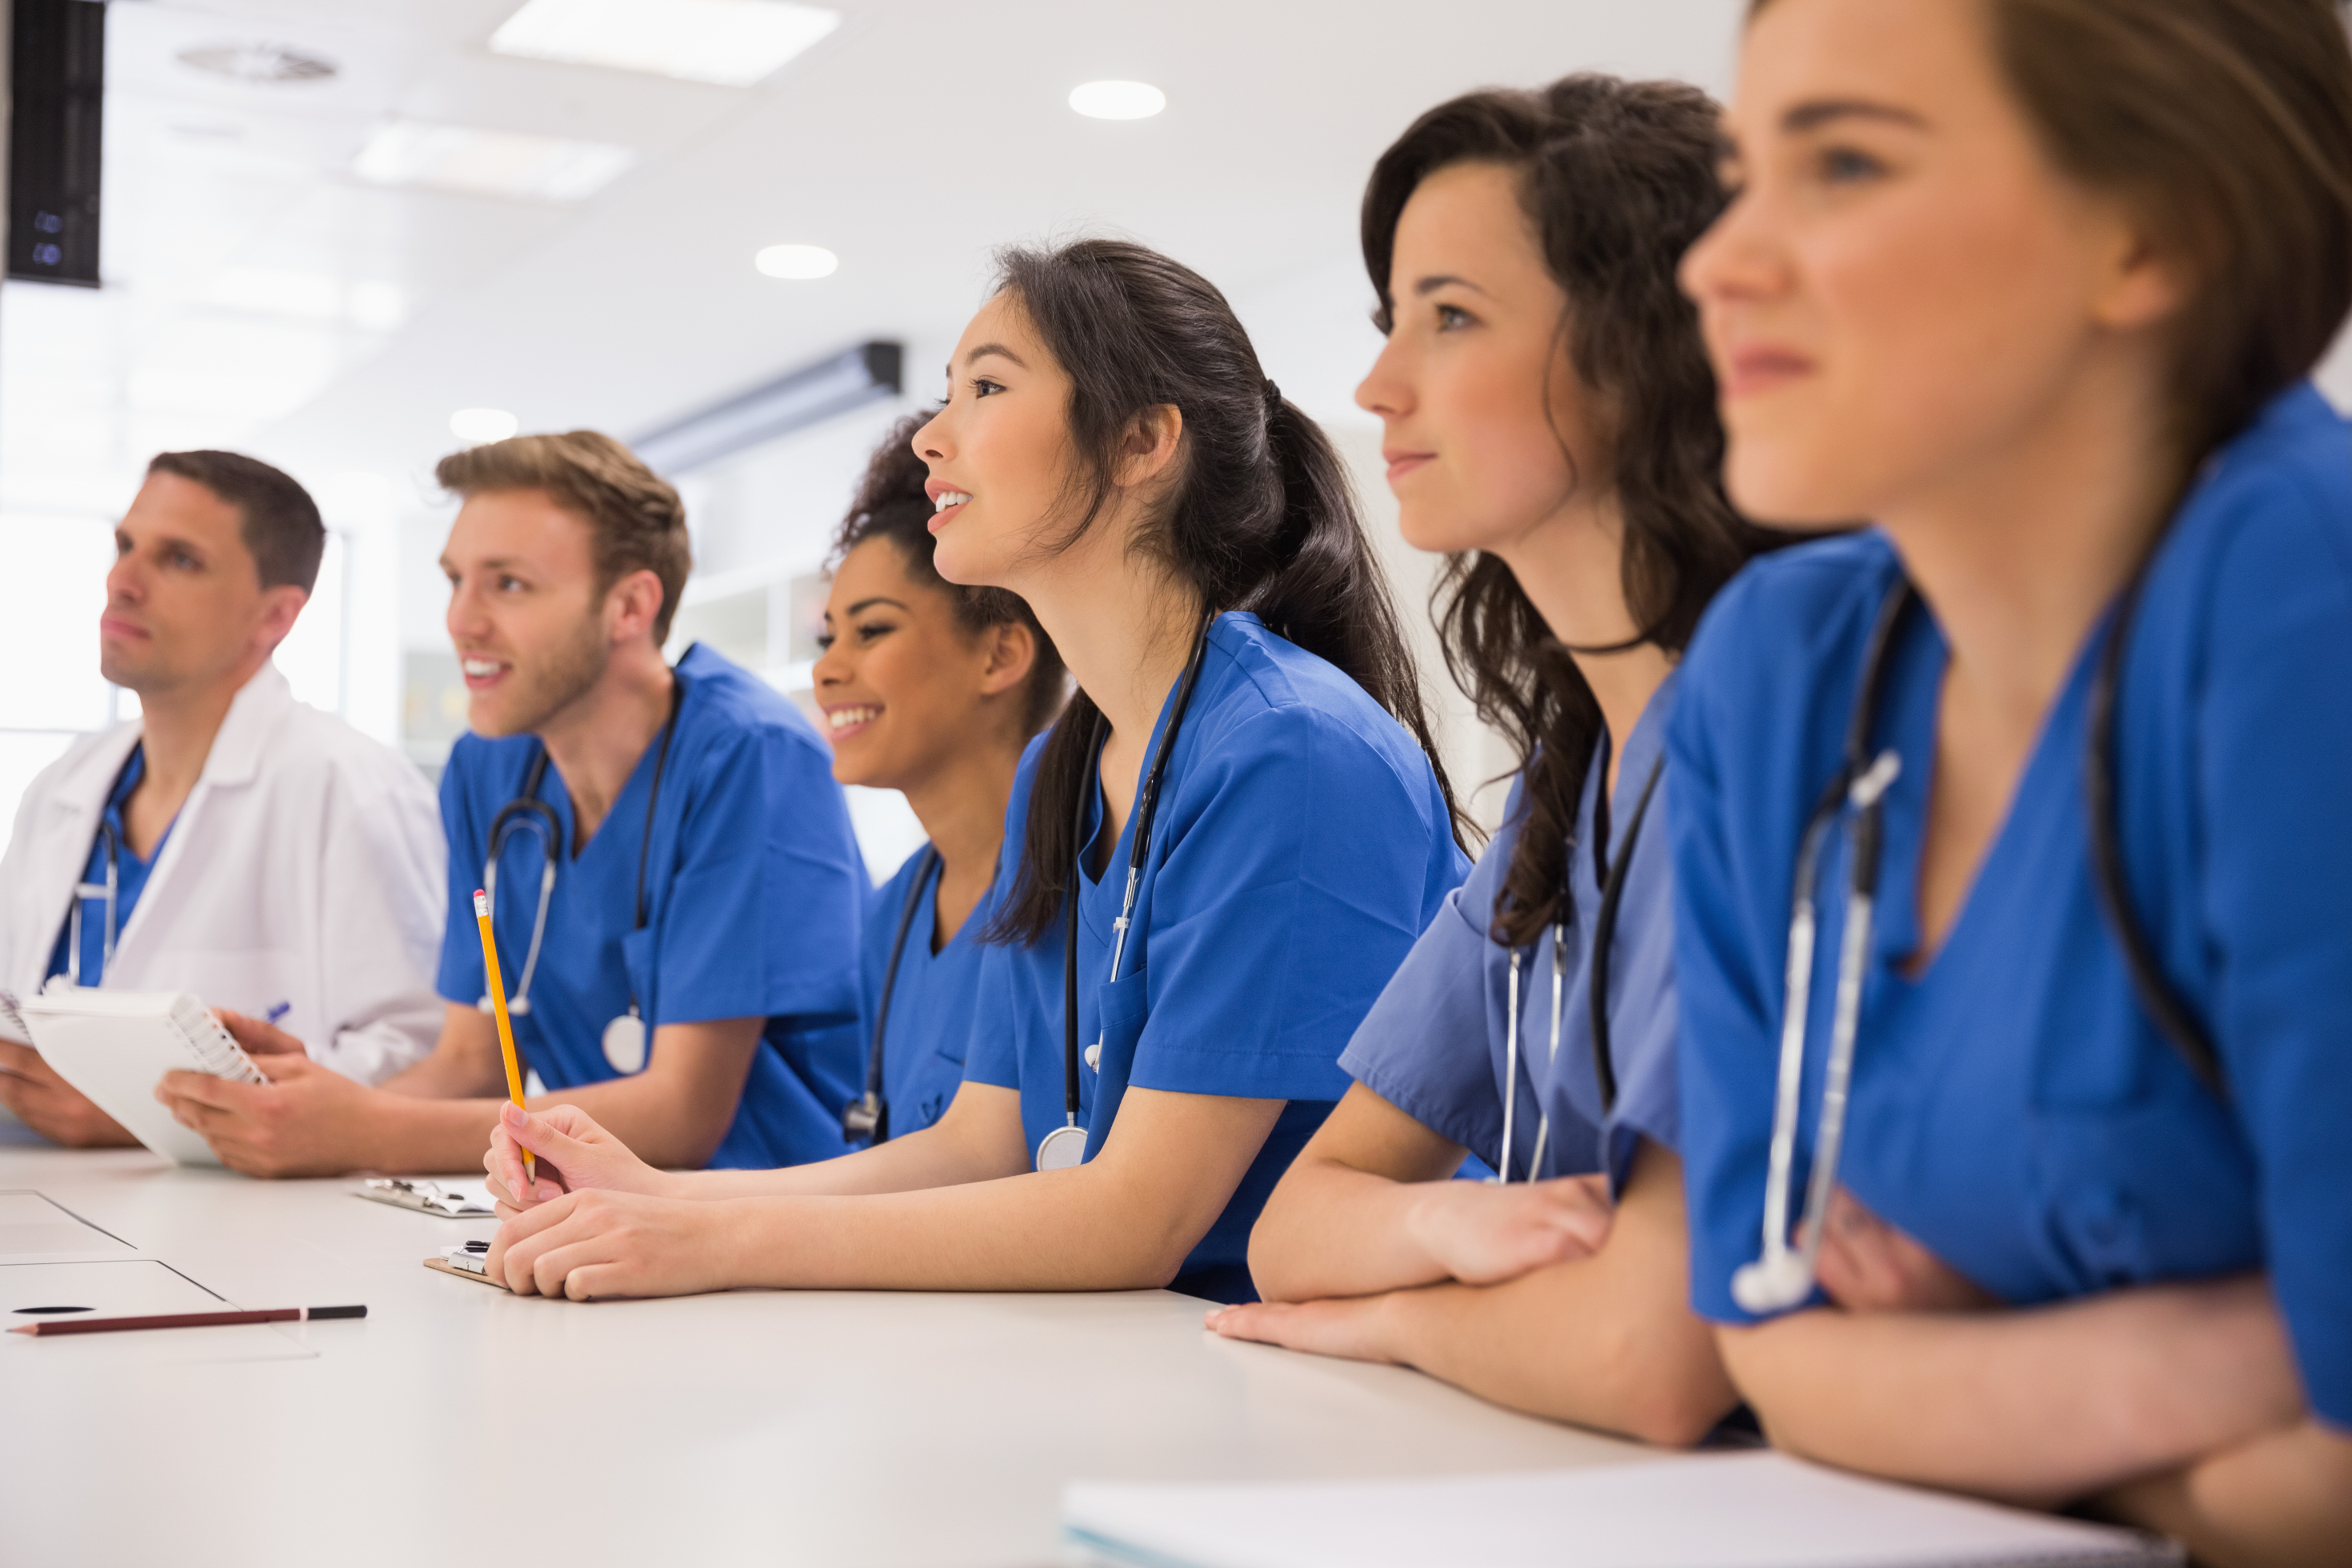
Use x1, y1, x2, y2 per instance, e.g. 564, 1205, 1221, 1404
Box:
356, 1178, 497, 1218
424, 1252, 509, 1292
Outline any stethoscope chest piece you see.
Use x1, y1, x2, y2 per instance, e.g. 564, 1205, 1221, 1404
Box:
602, 1007, 647, 1075
1034, 1122, 1087, 1172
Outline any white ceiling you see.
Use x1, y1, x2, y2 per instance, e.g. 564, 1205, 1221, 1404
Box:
0, 0, 1749, 519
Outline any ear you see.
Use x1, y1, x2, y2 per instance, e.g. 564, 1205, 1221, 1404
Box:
605, 567, 668, 647
2088, 211, 2192, 334
974, 621, 1038, 698
1110, 404, 1185, 491
252, 586, 308, 655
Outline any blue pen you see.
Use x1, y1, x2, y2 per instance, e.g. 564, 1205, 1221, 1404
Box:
264, 1001, 291, 1025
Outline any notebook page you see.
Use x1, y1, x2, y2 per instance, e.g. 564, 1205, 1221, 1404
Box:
1063, 1451, 2179, 1568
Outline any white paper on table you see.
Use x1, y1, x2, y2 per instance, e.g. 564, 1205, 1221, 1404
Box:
1063, 1450, 2181, 1568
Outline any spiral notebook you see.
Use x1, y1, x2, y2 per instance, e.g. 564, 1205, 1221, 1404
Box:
18, 990, 268, 1166
1063, 1451, 2180, 1568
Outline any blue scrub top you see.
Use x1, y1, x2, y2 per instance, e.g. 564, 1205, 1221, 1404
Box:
46, 746, 176, 988
1342, 674, 1680, 1190
855, 845, 994, 1142
1668, 384, 2352, 1430
435, 642, 866, 1170
964, 612, 1469, 1302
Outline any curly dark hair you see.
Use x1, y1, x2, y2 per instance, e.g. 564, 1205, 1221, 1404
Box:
1363, 75, 1781, 947
830, 412, 1066, 738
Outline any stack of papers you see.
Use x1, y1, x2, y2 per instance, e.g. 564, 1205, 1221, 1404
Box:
1063, 1451, 2178, 1567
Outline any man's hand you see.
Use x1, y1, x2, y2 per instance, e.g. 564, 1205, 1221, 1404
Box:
1815, 1187, 2000, 1313
0, 1041, 138, 1148
485, 1188, 742, 1300
155, 1049, 386, 1178
215, 1008, 310, 1057
1399, 1173, 1615, 1286
1206, 1293, 1404, 1366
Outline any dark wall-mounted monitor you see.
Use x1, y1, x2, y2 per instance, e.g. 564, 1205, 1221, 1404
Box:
9, 0, 106, 288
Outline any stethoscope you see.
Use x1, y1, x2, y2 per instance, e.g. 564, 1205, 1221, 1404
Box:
1733, 570, 2222, 1314
1038, 615, 1214, 1172
842, 845, 941, 1144
66, 823, 125, 988
1492, 744, 1664, 1184
479, 674, 683, 1078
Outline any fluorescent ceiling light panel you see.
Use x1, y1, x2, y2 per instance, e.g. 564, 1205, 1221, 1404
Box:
490, 0, 841, 87
353, 120, 634, 202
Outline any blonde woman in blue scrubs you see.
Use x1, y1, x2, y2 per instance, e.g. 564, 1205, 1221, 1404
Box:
816, 416, 1064, 1144
1210, 77, 1781, 1445
476, 238, 1468, 1305
1672, 1, 2352, 1560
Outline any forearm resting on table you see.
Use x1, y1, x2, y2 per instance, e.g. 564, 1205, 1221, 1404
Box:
662, 1081, 1036, 1200
2098, 1417, 2352, 1568
710, 1086, 1283, 1291
1718, 1274, 2305, 1507
1248, 1083, 1471, 1301
1376, 1144, 1735, 1447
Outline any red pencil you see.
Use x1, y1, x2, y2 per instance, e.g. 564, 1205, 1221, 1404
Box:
10, 1305, 366, 1336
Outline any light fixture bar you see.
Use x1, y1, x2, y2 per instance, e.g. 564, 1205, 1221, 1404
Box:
632, 341, 902, 476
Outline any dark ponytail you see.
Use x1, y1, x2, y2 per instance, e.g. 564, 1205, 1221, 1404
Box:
985, 238, 1468, 946
1363, 77, 1783, 948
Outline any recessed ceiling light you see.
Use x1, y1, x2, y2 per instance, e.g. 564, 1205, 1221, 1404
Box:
1069, 81, 1166, 121
490, 0, 840, 88
177, 42, 338, 84
754, 244, 838, 280
450, 408, 519, 444
353, 120, 634, 203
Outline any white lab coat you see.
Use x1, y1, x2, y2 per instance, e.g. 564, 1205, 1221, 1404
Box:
0, 662, 446, 1086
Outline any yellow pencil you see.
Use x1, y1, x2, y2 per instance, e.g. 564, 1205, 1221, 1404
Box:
472, 889, 535, 1188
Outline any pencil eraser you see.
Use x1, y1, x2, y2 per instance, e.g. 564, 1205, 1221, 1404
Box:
472, 890, 490, 917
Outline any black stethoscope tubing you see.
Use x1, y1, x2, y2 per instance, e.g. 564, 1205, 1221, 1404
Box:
1493, 738, 1663, 1183
842, 844, 941, 1144
480, 674, 684, 1026
1046, 614, 1214, 1164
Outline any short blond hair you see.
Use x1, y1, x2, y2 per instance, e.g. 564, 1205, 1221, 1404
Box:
436, 431, 693, 642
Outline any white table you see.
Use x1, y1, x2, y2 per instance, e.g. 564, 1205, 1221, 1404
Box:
0, 1130, 1643, 1567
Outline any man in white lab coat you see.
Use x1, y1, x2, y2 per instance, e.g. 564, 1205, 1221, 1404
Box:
0, 451, 445, 1146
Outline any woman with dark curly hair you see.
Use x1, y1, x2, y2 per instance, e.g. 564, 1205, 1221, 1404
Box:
1211, 74, 1780, 1446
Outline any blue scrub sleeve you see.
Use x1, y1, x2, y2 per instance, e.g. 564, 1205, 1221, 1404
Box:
1668, 577, 1823, 1326
1598, 840, 1682, 1186
1340, 846, 1515, 1160
2199, 475, 2352, 1431
651, 726, 862, 1028
961, 936, 1022, 1091
1129, 705, 1443, 1104
434, 746, 490, 1006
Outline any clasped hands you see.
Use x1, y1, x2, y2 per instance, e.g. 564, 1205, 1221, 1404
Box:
478, 1103, 733, 1301
1205, 1170, 1619, 1359
1206, 1173, 1992, 1364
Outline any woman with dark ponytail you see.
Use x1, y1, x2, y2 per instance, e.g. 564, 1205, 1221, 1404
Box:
475, 238, 1469, 1306
1210, 76, 1778, 1445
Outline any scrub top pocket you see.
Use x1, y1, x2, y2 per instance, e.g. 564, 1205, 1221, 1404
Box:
1082, 966, 1152, 1162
